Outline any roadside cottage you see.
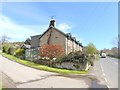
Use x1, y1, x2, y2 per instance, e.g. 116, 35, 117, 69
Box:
25, 19, 83, 60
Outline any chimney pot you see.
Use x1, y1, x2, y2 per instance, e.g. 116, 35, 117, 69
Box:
49, 20, 56, 27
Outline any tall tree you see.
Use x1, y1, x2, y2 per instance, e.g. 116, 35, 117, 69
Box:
0, 34, 10, 50
0, 34, 10, 44
85, 43, 97, 55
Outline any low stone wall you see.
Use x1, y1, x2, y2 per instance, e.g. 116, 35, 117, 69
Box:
55, 62, 90, 71
32, 58, 92, 71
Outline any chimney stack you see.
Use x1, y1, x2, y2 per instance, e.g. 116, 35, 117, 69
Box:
49, 19, 56, 27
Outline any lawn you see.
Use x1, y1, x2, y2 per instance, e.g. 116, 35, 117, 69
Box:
0, 53, 88, 74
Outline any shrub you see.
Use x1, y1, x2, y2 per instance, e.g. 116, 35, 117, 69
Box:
56, 51, 86, 63
39, 44, 64, 59
7, 46, 15, 55
2, 44, 10, 53
55, 51, 95, 67
2, 46, 6, 53
15, 48, 25, 59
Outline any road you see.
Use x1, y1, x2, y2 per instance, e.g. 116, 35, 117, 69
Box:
100, 57, 118, 88
0, 55, 91, 88
89, 56, 118, 88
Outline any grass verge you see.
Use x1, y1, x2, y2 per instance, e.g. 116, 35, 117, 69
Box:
96, 54, 100, 60
0, 53, 88, 74
108, 55, 120, 60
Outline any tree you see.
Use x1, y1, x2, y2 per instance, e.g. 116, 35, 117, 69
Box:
0, 34, 10, 44
0, 34, 10, 51
85, 43, 97, 55
110, 36, 120, 58
39, 44, 64, 59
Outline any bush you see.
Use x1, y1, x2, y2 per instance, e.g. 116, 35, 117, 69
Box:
56, 51, 86, 63
2, 44, 10, 53
15, 48, 25, 59
39, 44, 64, 59
55, 51, 95, 67
2, 46, 6, 53
7, 47, 15, 55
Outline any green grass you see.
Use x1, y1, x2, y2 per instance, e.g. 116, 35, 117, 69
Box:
96, 54, 100, 60
108, 55, 120, 60
0, 82, 2, 90
0, 53, 88, 74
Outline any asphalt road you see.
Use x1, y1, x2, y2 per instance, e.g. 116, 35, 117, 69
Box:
89, 56, 118, 89
100, 57, 118, 88
0, 55, 91, 88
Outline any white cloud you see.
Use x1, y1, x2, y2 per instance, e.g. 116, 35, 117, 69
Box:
0, 14, 48, 41
0, 15, 79, 43
57, 23, 71, 33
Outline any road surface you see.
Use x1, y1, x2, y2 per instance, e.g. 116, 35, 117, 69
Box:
89, 56, 118, 88
100, 57, 118, 88
0, 55, 91, 88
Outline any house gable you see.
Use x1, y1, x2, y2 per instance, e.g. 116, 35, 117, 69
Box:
31, 35, 41, 48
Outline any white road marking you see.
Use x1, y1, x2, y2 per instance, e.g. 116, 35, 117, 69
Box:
105, 78, 108, 82
100, 62, 110, 88
107, 85, 110, 88
103, 73, 105, 76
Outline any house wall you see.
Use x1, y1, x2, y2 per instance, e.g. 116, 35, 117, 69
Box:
31, 35, 40, 48
40, 29, 51, 46
40, 28, 66, 54
67, 39, 73, 54
39, 28, 83, 55
50, 28, 66, 53
66, 38, 82, 54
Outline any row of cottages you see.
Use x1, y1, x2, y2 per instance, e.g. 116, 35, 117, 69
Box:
25, 19, 83, 60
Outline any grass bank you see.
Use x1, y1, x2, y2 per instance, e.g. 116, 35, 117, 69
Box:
108, 56, 120, 60
96, 54, 100, 60
0, 53, 88, 75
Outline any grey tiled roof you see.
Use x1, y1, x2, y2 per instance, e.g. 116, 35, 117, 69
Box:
21, 44, 31, 49
38, 26, 83, 47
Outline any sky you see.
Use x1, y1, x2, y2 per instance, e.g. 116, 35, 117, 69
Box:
0, 2, 118, 50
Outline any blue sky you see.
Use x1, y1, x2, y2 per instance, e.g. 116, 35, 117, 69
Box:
0, 2, 118, 50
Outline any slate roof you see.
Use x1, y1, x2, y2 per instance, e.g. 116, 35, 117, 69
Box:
38, 26, 83, 47
31, 20, 83, 47
21, 44, 31, 49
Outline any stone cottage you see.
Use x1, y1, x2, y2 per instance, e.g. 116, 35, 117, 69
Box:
25, 19, 83, 60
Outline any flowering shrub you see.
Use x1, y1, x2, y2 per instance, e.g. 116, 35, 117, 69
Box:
39, 44, 64, 59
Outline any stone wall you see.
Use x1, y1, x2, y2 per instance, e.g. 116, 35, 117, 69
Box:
55, 62, 90, 71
